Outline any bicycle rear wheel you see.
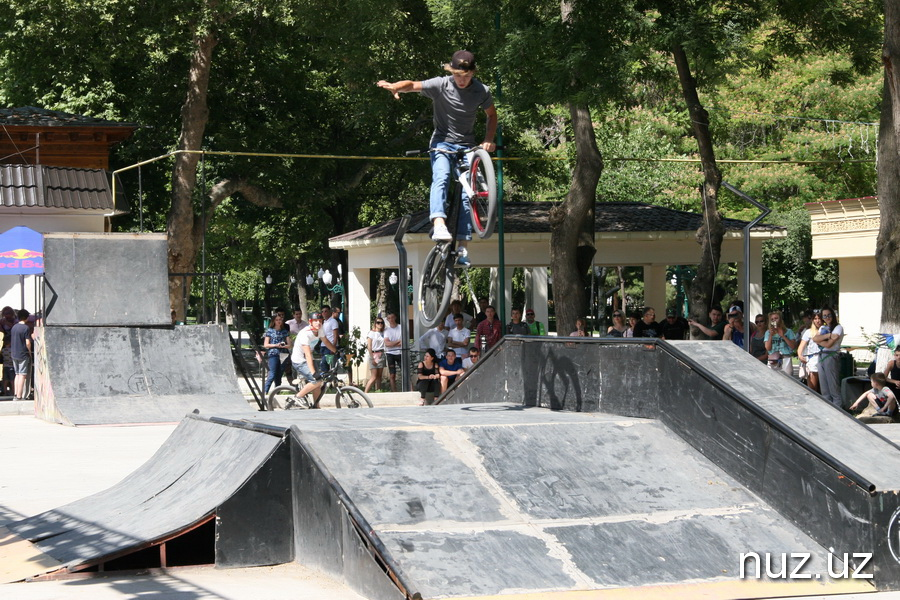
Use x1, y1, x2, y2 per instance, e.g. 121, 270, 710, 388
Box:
267, 385, 307, 410
418, 244, 454, 328
468, 148, 497, 239
335, 385, 374, 408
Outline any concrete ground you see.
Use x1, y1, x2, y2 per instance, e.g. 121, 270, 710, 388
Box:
1, 398, 900, 599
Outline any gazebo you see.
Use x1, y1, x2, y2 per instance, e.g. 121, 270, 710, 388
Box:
330, 201, 785, 342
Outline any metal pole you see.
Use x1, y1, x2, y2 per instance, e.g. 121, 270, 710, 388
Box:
394, 214, 412, 392
722, 182, 771, 352
494, 12, 506, 324
200, 152, 207, 323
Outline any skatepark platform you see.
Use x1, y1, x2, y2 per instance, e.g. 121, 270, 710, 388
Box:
5, 337, 900, 599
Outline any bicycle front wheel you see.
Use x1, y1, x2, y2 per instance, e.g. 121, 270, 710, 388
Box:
335, 385, 374, 408
468, 148, 497, 239
267, 385, 305, 410
418, 244, 454, 328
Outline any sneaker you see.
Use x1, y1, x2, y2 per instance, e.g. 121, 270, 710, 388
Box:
432, 223, 452, 242
456, 247, 471, 268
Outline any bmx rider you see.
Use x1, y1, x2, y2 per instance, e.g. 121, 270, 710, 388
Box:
290, 312, 327, 407
377, 50, 497, 267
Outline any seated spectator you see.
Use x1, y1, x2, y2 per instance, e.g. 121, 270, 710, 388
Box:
883, 348, 900, 392
688, 306, 726, 340
659, 308, 689, 340
439, 349, 466, 393
570, 318, 587, 337
764, 310, 798, 376
722, 310, 747, 349
632, 307, 660, 338
416, 348, 440, 406
850, 372, 897, 418
507, 308, 530, 335
418, 322, 448, 358
462, 346, 480, 369
446, 314, 471, 358
624, 311, 641, 338
607, 310, 628, 337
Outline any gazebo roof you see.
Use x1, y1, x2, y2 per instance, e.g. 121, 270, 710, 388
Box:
0, 165, 127, 214
0, 106, 137, 128
330, 201, 783, 244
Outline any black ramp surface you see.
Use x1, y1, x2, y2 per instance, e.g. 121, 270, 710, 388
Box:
35, 324, 252, 424
42, 232, 171, 326
8, 416, 285, 570
285, 405, 846, 598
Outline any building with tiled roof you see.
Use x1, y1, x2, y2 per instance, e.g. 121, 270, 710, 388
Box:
329, 201, 785, 346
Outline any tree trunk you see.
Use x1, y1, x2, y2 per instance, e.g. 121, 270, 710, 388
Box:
672, 43, 725, 338
877, 6, 900, 331
549, 103, 602, 336
167, 31, 218, 320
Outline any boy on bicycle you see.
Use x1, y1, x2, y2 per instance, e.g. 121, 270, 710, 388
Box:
377, 50, 497, 267
291, 312, 327, 407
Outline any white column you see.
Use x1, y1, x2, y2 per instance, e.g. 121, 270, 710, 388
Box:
749, 240, 763, 319
502, 268, 514, 322
489, 267, 499, 306
348, 267, 371, 381
643, 265, 667, 313
532, 267, 549, 333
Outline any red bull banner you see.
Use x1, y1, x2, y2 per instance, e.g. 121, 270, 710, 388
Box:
0, 226, 44, 274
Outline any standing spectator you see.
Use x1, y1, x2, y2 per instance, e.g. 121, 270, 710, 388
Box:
507, 308, 530, 335
632, 307, 660, 338
462, 346, 480, 369
319, 306, 340, 371
795, 309, 814, 338
764, 310, 799, 377
624, 311, 640, 337
383, 312, 403, 392
883, 348, 900, 391
814, 307, 844, 407
689, 306, 726, 340
476, 305, 502, 351
286, 308, 308, 334
418, 321, 448, 358
10, 309, 32, 401
446, 314, 471, 358
723, 310, 747, 349
524, 308, 546, 336
570, 318, 587, 337
439, 348, 466, 392
473, 296, 489, 326
659, 308, 689, 340
331, 306, 346, 337
0, 306, 15, 338
444, 299, 474, 329
607, 310, 628, 337
262, 313, 291, 394
797, 312, 824, 392
364, 317, 386, 394
749, 314, 768, 363
416, 348, 441, 405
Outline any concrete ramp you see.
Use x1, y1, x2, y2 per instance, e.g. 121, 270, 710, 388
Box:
33, 324, 253, 425
2, 416, 289, 582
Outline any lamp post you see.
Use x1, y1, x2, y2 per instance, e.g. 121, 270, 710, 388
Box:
321, 267, 345, 312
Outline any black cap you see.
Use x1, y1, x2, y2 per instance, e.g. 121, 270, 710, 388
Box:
451, 50, 476, 71
666, 308, 676, 317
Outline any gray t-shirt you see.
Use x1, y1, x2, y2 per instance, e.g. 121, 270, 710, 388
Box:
420, 76, 493, 146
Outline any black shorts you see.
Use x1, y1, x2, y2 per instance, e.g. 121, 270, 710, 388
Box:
386, 353, 402, 374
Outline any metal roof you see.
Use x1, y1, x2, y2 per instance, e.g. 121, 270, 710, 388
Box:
329, 201, 784, 243
0, 164, 127, 214
0, 106, 138, 128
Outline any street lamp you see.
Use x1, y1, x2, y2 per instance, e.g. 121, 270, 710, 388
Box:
320, 267, 345, 312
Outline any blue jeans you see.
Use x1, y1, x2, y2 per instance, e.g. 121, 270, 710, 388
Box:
264, 353, 283, 393
429, 142, 472, 241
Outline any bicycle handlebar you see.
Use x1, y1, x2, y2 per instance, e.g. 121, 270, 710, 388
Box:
405, 145, 504, 157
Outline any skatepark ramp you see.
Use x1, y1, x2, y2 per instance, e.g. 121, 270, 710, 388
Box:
6, 337, 900, 598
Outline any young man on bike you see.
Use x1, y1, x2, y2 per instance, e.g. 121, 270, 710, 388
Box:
291, 312, 327, 407
377, 50, 497, 267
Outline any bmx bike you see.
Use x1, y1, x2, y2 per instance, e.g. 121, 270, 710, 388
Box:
410, 145, 497, 328
266, 348, 373, 410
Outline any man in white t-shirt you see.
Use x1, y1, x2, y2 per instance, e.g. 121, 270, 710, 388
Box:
462, 346, 480, 369
446, 313, 470, 358
383, 312, 403, 392
319, 305, 340, 371
418, 322, 448, 358
291, 312, 327, 407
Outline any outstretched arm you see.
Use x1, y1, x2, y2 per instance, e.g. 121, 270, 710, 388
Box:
377, 80, 422, 99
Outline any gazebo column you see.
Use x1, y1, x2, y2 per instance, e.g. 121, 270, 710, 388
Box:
643, 265, 667, 313
347, 266, 371, 382
525, 267, 549, 333
737, 244, 763, 319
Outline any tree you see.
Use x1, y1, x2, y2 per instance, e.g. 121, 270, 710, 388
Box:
878, 0, 900, 331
